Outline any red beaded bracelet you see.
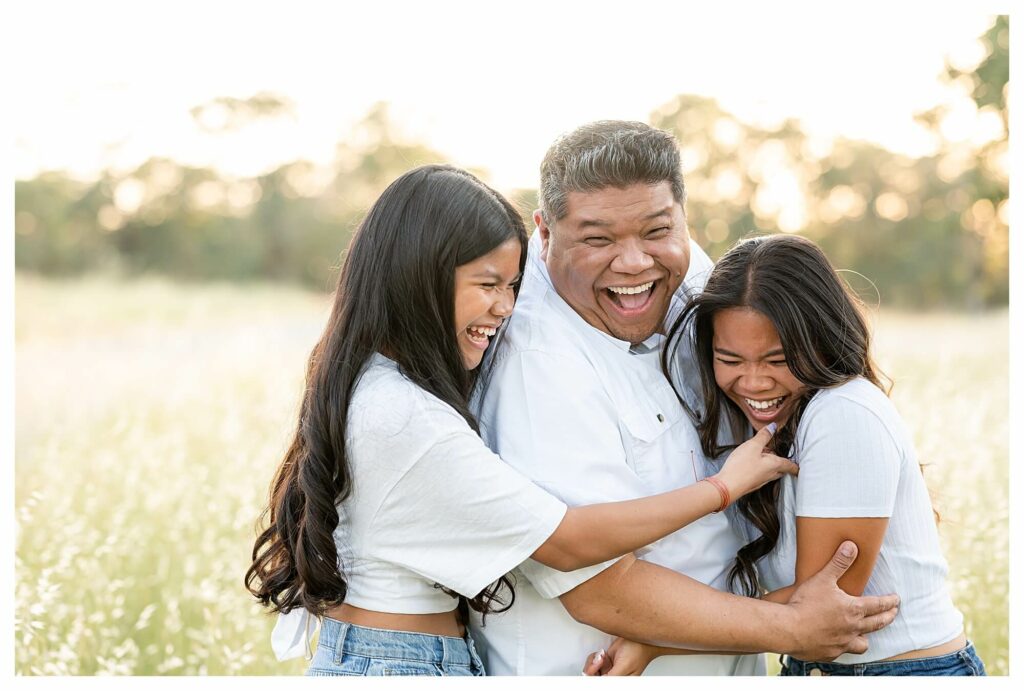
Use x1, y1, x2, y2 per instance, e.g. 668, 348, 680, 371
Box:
703, 476, 731, 513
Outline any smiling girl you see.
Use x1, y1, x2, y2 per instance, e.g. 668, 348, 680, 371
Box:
661, 234, 982, 676
587, 234, 983, 676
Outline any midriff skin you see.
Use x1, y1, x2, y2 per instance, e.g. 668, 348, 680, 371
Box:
878, 632, 967, 662
323, 603, 464, 638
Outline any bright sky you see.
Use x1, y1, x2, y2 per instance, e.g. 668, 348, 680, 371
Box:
10, 1, 1006, 191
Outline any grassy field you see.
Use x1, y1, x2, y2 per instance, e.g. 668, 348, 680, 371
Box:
13, 274, 1009, 675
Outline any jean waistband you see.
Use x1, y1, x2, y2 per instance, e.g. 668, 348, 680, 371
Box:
318, 618, 477, 666
781, 641, 979, 675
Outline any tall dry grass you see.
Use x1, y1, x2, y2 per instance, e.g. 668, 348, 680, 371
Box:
14, 276, 1008, 675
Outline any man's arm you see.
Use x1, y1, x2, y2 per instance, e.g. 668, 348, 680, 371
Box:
561, 542, 899, 662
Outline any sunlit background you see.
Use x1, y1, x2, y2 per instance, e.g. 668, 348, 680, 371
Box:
11, 1, 1011, 676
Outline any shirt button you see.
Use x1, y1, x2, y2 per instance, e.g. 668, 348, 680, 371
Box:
809, 668, 824, 676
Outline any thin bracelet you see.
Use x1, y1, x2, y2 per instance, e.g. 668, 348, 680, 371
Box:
703, 476, 731, 513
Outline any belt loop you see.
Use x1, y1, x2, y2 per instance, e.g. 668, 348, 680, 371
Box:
332, 620, 351, 666
440, 634, 451, 669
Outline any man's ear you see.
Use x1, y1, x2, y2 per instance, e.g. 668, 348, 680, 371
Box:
534, 210, 551, 261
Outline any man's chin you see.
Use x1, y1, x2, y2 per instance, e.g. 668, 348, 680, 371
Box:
597, 294, 669, 346
606, 322, 660, 346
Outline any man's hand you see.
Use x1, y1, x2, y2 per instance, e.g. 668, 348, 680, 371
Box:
785, 541, 900, 661
715, 423, 798, 500
582, 638, 660, 676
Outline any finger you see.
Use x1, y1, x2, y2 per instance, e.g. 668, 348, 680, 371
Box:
735, 422, 777, 453
857, 594, 901, 616
605, 659, 633, 676
817, 541, 858, 581
857, 607, 899, 635
582, 649, 606, 676
764, 455, 799, 476
752, 421, 778, 446
843, 634, 869, 656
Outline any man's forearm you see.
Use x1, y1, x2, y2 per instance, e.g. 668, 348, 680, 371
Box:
560, 554, 798, 654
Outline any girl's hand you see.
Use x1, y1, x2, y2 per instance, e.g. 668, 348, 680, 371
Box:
714, 423, 798, 500
582, 638, 660, 676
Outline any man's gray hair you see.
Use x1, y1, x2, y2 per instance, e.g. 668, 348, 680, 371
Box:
538, 120, 686, 224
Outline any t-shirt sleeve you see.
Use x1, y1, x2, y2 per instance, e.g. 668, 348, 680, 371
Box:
794, 394, 902, 518
476, 349, 650, 598
367, 415, 568, 600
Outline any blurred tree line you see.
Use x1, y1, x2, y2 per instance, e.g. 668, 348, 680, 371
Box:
15, 102, 449, 289
653, 15, 1007, 310
15, 18, 1007, 308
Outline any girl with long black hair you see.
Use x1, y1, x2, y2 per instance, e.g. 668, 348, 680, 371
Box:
585, 234, 983, 676
245, 165, 795, 676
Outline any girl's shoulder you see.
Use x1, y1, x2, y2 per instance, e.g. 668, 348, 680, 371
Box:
807, 376, 892, 412
349, 355, 419, 439
801, 377, 906, 444
349, 354, 467, 442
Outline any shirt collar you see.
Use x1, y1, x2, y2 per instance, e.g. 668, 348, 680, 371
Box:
629, 333, 664, 355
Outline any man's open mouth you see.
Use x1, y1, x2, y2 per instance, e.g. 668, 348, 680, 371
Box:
606, 281, 655, 311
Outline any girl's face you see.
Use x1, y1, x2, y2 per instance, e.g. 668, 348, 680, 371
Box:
453, 238, 522, 370
712, 307, 805, 431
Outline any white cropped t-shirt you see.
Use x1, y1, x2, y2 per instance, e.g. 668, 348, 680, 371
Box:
271, 353, 567, 659
735, 377, 964, 663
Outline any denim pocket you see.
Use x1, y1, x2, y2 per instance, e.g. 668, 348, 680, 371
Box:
376, 660, 444, 676
306, 648, 369, 676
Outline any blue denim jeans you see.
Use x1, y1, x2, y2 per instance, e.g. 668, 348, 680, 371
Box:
779, 642, 986, 676
305, 618, 486, 676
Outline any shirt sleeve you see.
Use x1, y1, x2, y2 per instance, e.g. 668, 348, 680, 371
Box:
794, 394, 902, 518
476, 349, 652, 598
366, 412, 568, 600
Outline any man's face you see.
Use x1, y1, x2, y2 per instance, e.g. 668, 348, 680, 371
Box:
538, 182, 690, 344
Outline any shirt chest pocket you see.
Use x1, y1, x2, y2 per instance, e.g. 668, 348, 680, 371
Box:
620, 403, 685, 484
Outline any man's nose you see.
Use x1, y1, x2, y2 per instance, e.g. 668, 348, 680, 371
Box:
610, 239, 655, 274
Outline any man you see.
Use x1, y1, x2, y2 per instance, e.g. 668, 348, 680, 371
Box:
467, 121, 899, 675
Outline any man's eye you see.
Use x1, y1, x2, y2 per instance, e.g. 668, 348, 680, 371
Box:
584, 237, 611, 246
646, 227, 670, 237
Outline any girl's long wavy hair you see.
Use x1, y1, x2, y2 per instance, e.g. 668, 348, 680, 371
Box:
245, 164, 528, 621
663, 233, 889, 598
